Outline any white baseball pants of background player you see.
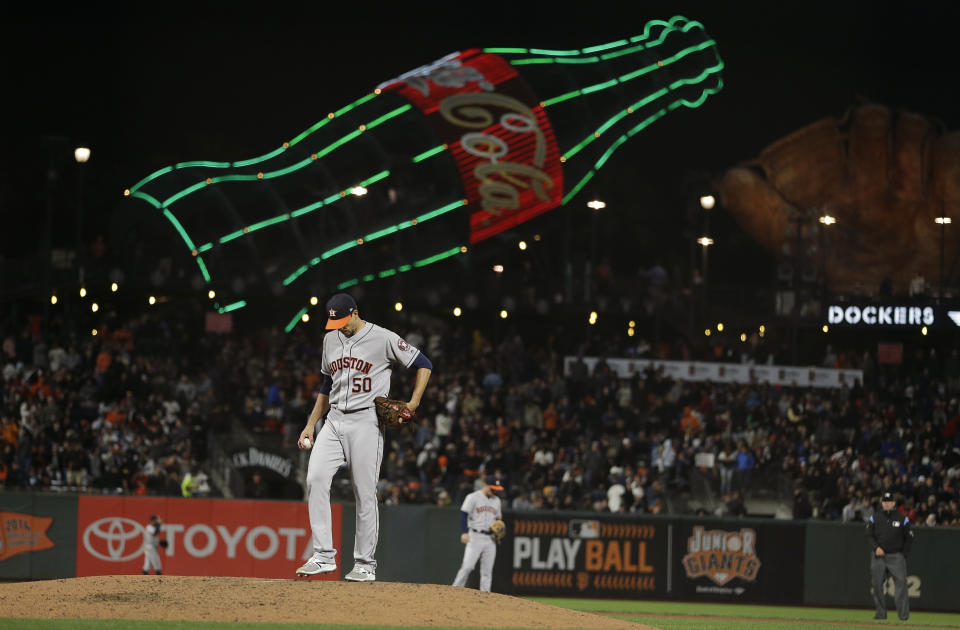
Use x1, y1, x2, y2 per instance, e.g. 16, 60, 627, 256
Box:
305, 407, 384, 571
453, 532, 497, 592
142, 547, 162, 573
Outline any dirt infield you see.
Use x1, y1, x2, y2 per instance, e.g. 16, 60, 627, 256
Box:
0, 575, 652, 629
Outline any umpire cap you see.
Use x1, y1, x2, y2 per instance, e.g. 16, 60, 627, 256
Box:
881, 491, 896, 502
325, 293, 357, 329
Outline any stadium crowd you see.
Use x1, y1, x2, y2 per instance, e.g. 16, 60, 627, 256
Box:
2, 304, 959, 529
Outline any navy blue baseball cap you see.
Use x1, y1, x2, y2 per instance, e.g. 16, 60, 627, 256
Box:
486, 476, 505, 492
325, 293, 357, 330
881, 491, 896, 502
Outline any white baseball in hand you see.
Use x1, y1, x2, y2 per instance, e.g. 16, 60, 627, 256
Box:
302, 437, 312, 449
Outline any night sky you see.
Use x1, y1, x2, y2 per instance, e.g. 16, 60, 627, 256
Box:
3, 2, 958, 288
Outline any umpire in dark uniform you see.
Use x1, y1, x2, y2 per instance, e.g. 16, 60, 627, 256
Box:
866, 490, 913, 620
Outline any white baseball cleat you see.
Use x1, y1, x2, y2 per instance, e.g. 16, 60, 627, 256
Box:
344, 566, 376, 582
295, 554, 337, 576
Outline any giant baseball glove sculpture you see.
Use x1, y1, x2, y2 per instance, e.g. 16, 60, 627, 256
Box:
717, 104, 960, 294
374, 396, 414, 429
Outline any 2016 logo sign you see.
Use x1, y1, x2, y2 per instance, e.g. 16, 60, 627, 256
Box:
682, 526, 760, 586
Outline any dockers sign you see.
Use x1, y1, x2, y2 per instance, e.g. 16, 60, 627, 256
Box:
496, 512, 667, 596
824, 303, 960, 329
76, 496, 341, 579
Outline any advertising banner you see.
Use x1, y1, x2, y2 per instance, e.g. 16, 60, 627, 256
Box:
496, 512, 668, 597
76, 496, 341, 579
0, 492, 78, 579
672, 519, 805, 604
565, 356, 862, 389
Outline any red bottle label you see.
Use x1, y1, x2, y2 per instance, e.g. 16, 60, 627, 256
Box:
380, 49, 563, 243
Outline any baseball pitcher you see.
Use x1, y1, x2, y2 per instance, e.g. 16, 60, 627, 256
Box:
296, 293, 432, 582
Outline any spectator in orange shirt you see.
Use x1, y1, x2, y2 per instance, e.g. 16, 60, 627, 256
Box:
680, 406, 701, 434
96, 350, 112, 374
542, 401, 558, 432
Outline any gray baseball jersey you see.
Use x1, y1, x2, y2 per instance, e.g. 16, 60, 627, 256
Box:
305, 322, 421, 573
142, 522, 162, 573
453, 490, 502, 592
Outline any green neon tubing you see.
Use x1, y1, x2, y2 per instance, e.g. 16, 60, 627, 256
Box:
379, 269, 397, 278
291, 200, 325, 218
337, 278, 360, 290
247, 214, 290, 232
284, 308, 308, 333
164, 182, 208, 207
562, 171, 595, 206
482, 47, 528, 54
131, 191, 161, 209
542, 90, 582, 107
175, 161, 230, 169
555, 57, 600, 65
398, 264, 412, 273
581, 79, 619, 95
360, 170, 390, 187
195, 256, 211, 283
162, 209, 196, 250
414, 246, 462, 267
321, 241, 359, 260
288, 118, 332, 148
365, 105, 413, 130
412, 145, 446, 163
529, 47, 580, 56
209, 174, 260, 184
582, 39, 629, 54
283, 265, 309, 286
198, 243, 214, 253
219, 230, 245, 244
219, 300, 247, 313
232, 146, 286, 168
510, 58, 556, 66
129, 166, 172, 194
261, 157, 315, 180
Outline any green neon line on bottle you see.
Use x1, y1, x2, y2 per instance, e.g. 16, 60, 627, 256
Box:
323, 193, 343, 205
248, 214, 290, 232
195, 256, 211, 283
510, 58, 556, 66
379, 269, 397, 278
132, 191, 162, 209
310, 257, 320, 265
284, 308, 308, 333
364, 225, 399, 241
414, 246, 462, 267
283, 265, 309, 286
321, 240, 359, 260
562, 170, 595, 206
366, 104, 413, 130
601, 44, 646, 61
335, 91, 377, 117
288, 118, 332, 148
291, 200, 325, 218
416, 200, 463, 223
164, 182, 207, 207
232, 146, 285, 168
337, 278, 359, 290
209, 174, 260, 184
314, 128, 363, 162
555, 57, 600, 65
198, 243, 214, 253
129, 166, 173, 194
261, 157, 314, 180
219, 230, 245, 244
582, 39, 629, 54
412, 145, 446, 163
161, 209, 196, 250
175, 161, 230, 169
361, 274, 375, 282
360, 170, 390, 187
219, 300, 247, 314
482, 47, 528, 54
398, 264, 412, 273
541, 90, 582, 107
581, 79, 619, 95
529, 47, 581, 56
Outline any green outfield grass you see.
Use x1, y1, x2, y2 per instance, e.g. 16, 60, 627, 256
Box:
3, 600, 960, 630
531, 598, 960, 630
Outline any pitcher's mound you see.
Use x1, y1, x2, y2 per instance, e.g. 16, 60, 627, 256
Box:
0, 575, 654, 629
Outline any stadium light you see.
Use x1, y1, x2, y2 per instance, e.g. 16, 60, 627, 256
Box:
699, 195, 715, 210
74, 147, 91, 164
587, 200, 606, 210
819, 215, 836, 225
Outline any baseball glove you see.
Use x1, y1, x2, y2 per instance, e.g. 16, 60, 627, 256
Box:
374, 396, 414, 429
490, 519, 505, 544
159, 540, 169, 549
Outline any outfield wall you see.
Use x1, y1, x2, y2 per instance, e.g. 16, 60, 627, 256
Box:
2, 493, 957, 611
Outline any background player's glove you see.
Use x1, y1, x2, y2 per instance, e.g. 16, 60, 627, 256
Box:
374, 396, 414, 429
159, 540, 169, 549
490, 519, 505, 544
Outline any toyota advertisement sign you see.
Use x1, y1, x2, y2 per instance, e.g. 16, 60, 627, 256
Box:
76, 496, 341, 579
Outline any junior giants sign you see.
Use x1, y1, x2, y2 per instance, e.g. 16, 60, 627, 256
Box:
76, 496, 341, 579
